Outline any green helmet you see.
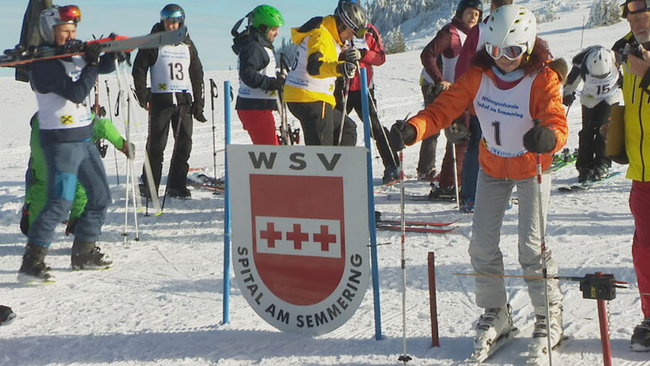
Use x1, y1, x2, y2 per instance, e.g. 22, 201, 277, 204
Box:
252, 5, 284, 33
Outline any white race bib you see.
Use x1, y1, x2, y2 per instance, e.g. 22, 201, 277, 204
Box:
151, 44, 192, 93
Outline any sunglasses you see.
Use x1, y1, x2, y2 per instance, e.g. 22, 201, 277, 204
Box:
355, 27, 368, 39
59, 5, 81, 23
622, 0, 649, 17
485, 43, 527, 60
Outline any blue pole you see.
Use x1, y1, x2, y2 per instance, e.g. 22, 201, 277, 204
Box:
360, 68, 382, 340
223, 81, 232, 324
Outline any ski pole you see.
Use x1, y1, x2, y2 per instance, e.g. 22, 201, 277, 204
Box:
337, 76, 352, 146
452, 142, 460, 209
398, 150, 412, 365
535, 151, 554, 366
368, 90, 399, 168
105, 80, 120, 185
209, 79, 219, 195
126, 90, 140, 241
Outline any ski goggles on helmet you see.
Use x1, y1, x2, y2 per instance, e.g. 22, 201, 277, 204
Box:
161, 9, 183, 23
485, 43, 527, 61
58, 5, 81, 23
622, 0, 650, 18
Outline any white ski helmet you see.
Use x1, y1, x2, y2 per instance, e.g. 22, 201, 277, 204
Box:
585, 46, 615, 78
39, 5, 81, 45
484, 5, 537, 55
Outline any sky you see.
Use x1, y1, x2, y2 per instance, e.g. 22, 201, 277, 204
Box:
1, 0, 344, 77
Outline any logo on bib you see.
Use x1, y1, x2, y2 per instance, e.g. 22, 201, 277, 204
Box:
60, 115, 73, 125
158, 83, 167, 91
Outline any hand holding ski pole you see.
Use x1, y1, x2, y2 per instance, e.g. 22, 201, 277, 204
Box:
389, 114, 415, 151
524, 120, 556, 154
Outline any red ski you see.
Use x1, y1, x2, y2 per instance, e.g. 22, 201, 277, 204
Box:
377, 219, 457, 227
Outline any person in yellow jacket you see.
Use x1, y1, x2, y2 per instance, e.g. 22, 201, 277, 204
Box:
284, 0, 367, 146
389, 5, 568, 360
612, 0, 650, 352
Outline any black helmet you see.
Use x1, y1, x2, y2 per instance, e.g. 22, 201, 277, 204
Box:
455, 0, 483, 20
335, 1, 367, 33
160, 4, 185, 25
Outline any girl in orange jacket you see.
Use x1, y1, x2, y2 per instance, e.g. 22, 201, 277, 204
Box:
390, 5, 568, 359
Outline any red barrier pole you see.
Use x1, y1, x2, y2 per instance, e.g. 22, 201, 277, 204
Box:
596, 272, 613, 366
428, 252, 440, 347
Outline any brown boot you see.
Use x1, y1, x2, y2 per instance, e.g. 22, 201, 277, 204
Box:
71, 239, 112, 270
18, 242, 52, 283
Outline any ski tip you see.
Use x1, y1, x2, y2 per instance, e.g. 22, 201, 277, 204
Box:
153, 211, 164, 217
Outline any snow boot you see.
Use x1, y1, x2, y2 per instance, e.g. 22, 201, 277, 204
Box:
631, 318, 650, 352
382, 166, 400, 186
18, 242, 52, 283
71, 239, 112, 270
428, 186, 456, 201
0, 305, 16, 326
473, 304, 514, 352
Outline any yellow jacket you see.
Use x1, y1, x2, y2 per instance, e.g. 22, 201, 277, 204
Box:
284, 16, 345, 106
619, 32, 650, 182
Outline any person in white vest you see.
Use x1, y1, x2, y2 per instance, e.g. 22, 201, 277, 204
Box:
563, 45, 623, 182
19, 4, 116, 283
132, 3, 205, 199
234, 5, 285, 145
389, 5, 569, 360
416, 0, 482, 188
284, 1, 367, 146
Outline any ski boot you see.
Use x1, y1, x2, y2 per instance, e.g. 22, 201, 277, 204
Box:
417, 169, 438, 182
468, 304, 515, 363
168, 187, 192, 199
630, 317, 650, 352
382, 166, 400, 186
460, 198, 474, 214
0, 306, 16, 326
577, 168, 592, 183
428, 186, 456, 201
17, 242, 52, 283
526, 302, 564, 365
71, 239, 113, 270
591, 164, 610, 182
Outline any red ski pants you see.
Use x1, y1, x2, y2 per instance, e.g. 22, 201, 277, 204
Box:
630, 180, 650, 318
237, 109, 279, 145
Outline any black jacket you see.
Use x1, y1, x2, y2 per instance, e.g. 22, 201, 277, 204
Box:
132, 22, 204, 108
235, 28, 281, 110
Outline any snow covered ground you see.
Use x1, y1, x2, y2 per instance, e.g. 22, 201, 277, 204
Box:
1, 1, 649, 366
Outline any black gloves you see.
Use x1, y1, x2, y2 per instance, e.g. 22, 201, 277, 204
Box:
562, 92, 575, 107
337, 61, 357, 79
84, 42, 102, 67
444, 120, 471, 143
135, 88, 151, 109
389, 120, 417, 151
523, 124, 557, 153
191, 102, 207, 122
270, 72, 286, 91
343, 48, 362, 63
119, 139, 136, 159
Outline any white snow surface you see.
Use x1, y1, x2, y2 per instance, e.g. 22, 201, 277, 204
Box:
1, 2, 649, 366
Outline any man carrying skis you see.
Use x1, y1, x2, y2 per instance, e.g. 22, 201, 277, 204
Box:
21, 113, 134, 237
417, 0, 482, 198
454, 0, 513, 212
613, 0, 650, 352
390, 5, 567, 363
563, 45, 622, 182
133, 3, 206, 199
234, 5, 285, 145
284, 0, 367, 146
19, 4, 116, 282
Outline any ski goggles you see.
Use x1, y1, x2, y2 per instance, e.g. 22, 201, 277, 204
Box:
161, 9, 184, 23
622, 0, 650, 18
58, 5, 81, 23
485, 43, 527, 61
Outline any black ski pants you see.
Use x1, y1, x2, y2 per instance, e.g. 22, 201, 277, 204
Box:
143, 93, 193, 191
336, 89, 398, 169
577, 101, 611, 170
287, 101, 357, 146
418, 82, 441, 174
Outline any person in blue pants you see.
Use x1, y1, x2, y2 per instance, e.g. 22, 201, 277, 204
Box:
18, 5, 116, 283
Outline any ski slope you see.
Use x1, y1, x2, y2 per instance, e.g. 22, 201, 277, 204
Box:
1, 1, 649, 365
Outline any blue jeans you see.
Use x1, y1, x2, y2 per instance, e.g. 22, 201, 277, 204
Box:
460, 115, 481, 205
28, 140, 111, 247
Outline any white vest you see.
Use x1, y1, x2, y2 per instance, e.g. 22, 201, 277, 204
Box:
286, 35, 339, 95
473, 72, 537, 158
421, 26, 467, 84
238, 47, 278, 100
35, 56, 93, 131
580, 64, 623, 108
151, 44, 192, 94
